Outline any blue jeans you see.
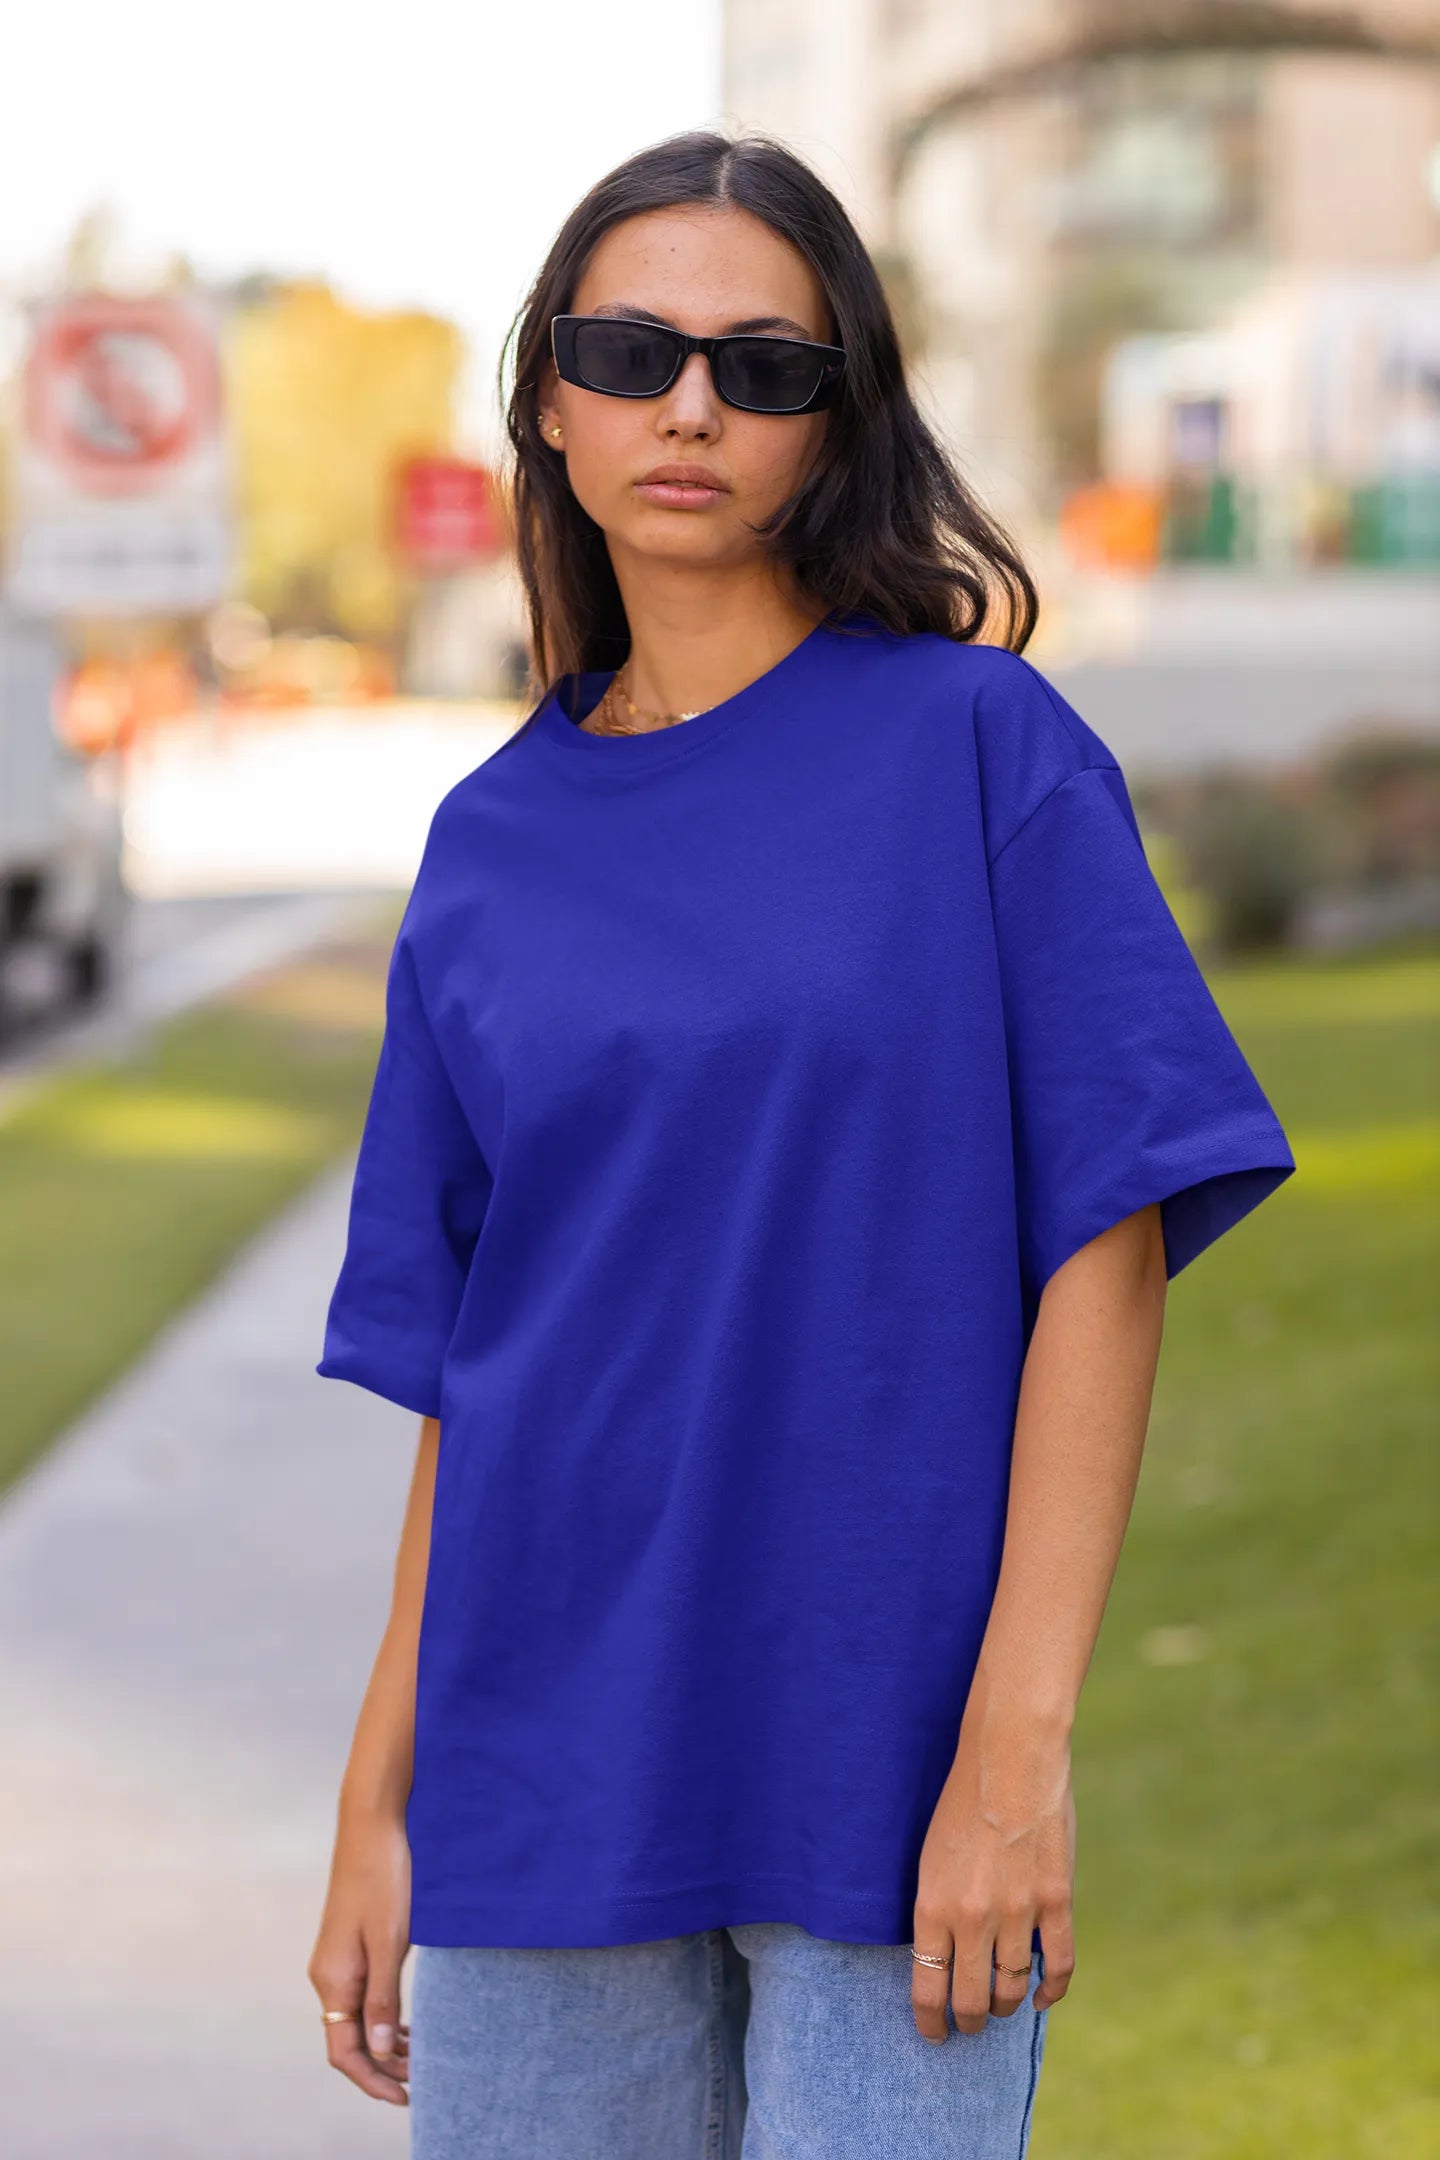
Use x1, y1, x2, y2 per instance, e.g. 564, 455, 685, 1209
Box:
409, 1925, 1048, 2157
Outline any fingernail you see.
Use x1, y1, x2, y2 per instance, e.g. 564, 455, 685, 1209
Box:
370, 2024, 395, 2055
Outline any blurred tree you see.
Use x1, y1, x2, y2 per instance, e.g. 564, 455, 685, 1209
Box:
1036, 255, 1180, 490
1310, 732, 1440, 888
1136, 825, 1216, 954
225, 283, 461, 644
60, 204, 122, 290
1157, 767, 1320, 952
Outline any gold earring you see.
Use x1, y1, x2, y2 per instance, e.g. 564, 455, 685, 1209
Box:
549, 425, 562, 440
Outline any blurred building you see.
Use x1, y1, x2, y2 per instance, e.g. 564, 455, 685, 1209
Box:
724, 0, 1440, 766
1097, 259, 1440, 569
724, 0, 1440, 510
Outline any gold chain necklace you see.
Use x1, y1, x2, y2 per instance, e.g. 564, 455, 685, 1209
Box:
583, 662, 711, 737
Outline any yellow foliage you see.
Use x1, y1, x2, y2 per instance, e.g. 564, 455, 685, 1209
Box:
224, 282, 461, 639
1142, 827, 1216, 953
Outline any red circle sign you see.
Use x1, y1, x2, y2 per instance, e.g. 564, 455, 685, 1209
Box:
24, 296, 220, 493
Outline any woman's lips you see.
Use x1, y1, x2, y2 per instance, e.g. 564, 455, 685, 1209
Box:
634, 481, 728, 508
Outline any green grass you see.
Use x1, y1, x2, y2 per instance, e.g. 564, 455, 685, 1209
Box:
1036, 946, 1440, 2158
0, 907, 400, 1496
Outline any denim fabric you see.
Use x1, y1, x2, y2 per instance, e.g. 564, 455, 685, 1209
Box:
409, 1925, 1048, 2158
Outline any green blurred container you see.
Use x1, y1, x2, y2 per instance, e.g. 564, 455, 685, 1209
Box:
1161, 474, 1256, 564
1348, 476, 1440, 566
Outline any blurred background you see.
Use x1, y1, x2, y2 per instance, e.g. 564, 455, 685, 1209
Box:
1, 4, 1436, 2156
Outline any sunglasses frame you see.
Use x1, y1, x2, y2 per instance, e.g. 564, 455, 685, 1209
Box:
549, 313, 847, 417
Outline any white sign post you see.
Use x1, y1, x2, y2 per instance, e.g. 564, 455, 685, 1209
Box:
5, 291, 233, 616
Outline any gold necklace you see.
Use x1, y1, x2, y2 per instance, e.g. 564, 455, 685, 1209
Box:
584, 662, 710, 736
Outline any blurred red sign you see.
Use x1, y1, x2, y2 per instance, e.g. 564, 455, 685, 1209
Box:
23, 294, 222, 494
396, 458, 502, 569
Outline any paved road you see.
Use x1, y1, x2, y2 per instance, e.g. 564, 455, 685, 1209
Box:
1, 1159, 420, 2159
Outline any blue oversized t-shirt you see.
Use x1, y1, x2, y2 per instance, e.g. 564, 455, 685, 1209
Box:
316, 610, 1295, 1949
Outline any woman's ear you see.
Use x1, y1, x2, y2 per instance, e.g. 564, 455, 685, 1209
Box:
535, 362, 562, 446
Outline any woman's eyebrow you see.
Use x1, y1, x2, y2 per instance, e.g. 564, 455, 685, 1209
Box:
587, 301, 818, 340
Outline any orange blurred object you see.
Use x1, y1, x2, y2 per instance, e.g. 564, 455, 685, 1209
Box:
56, 651, 198, 755
215, 633, 396, 708
1059, 483, 1164, 572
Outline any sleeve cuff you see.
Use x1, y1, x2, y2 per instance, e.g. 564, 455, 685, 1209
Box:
1029, 1130, 1296, 1301
314, 1350, 443, 1421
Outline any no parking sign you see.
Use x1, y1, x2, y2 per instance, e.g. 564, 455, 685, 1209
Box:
5, 293, 233, 616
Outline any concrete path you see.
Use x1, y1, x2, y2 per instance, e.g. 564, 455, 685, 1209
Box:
1, 1156, 421, 2159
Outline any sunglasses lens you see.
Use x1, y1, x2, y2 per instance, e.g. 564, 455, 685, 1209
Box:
716, 338, 828, 412
572, 320, 678, 395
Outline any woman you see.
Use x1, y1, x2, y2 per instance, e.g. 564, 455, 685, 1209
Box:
307, 129, 1295, 2157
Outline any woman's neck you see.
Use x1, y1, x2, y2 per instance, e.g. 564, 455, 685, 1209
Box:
606, 578, 827, 728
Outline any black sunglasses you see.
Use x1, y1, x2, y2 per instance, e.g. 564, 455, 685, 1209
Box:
550, 313, 846, 416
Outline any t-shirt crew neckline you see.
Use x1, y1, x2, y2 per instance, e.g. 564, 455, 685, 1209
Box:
532, 609, 858, 775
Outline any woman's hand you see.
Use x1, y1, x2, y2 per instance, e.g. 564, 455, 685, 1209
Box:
910, 1706, 1076, 2042
307, 1805, 414, 2106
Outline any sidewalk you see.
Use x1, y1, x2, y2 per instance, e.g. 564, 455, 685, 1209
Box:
2, 1156, 418, 2159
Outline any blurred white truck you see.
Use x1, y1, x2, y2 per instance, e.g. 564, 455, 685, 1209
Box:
0, 607, 128, 1024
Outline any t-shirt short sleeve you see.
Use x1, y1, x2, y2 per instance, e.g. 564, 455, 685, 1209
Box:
315, 907, 492, 1420
981, 658, 1295, 1312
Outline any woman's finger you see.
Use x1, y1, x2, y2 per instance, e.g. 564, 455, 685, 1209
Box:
909, 1905, 955, 2043
1032, 1905, 1076, 2012
323, 2011, 409, 2105
362, 1928, 411, 2093
987, 1933, 1036, 2019
312, 1955, 409, 2107
946, 1936, 994, 2037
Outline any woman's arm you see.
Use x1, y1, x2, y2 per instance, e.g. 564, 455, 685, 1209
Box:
912, 1201, 1168, 2041
307, 1411, 441, 2109
339, 1411, 438, 1820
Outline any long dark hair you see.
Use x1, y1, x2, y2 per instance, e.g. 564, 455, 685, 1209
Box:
498, 127, 1038, 695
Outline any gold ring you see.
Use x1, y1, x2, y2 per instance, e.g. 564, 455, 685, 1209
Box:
320, 2008, 359, 2025
995, 1961, 1032, 1977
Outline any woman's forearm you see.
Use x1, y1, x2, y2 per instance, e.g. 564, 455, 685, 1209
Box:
338, 1413, 440, 1826
964, 1203, 1169, 1749
913, 1203, 1169, 2025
